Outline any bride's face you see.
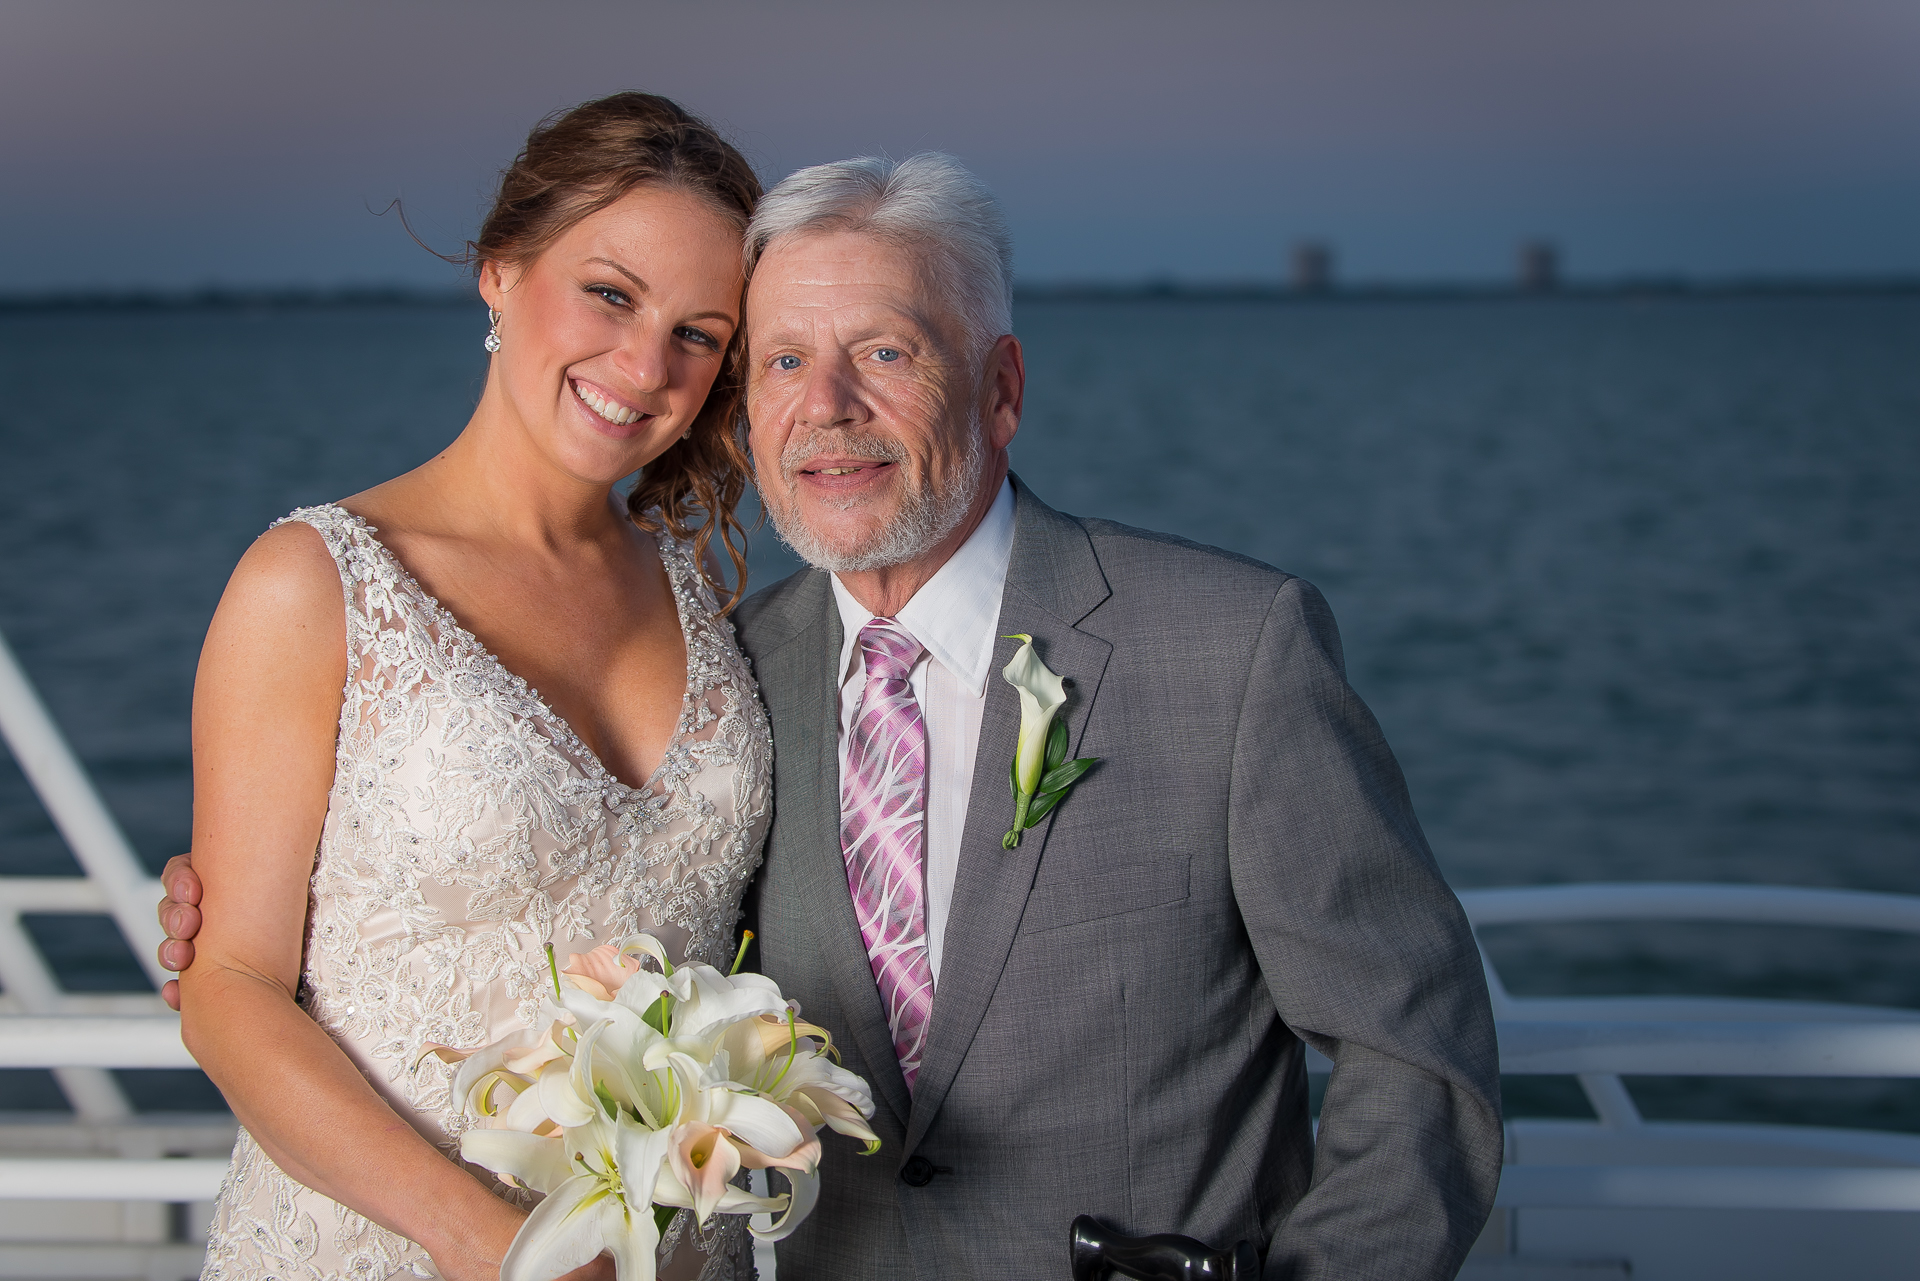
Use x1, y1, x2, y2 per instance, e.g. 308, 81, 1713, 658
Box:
478, 184, 744, 486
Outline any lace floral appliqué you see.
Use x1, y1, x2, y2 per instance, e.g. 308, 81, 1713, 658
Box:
201, 505, 772, 1281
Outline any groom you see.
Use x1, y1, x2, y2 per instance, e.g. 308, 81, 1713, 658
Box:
728, 155, 1500, 1278
159, 154, 1502, 1278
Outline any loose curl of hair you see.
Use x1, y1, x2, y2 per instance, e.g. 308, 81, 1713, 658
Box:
470, 92, 762, 610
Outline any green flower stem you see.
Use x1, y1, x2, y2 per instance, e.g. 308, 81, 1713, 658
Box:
730, 929, 754, 976
544, 943, 562, 1000
1003, 789, 1033, 849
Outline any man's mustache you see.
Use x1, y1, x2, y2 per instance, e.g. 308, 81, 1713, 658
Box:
778, 429, 910, 478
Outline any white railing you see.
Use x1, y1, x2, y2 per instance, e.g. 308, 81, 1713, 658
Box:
0, 628, 229, 1278
0, 630, 168, 985
1460, 882, 1920, 1210
0, 630, 172, 1127
3, 622, 1919, 1219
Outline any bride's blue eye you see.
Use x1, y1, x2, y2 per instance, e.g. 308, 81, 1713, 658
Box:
587, 284, 630, 307
775, 355, 802, 371
874, 348, 901, 363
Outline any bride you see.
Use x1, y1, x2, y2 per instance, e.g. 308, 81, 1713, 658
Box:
175, 94, 769, 1281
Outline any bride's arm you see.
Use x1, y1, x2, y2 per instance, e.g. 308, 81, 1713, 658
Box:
177, 523, 525, 1281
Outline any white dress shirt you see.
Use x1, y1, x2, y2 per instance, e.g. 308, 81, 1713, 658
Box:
831, 478, 1015, 985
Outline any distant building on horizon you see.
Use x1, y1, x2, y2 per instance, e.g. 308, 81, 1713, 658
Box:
1519, 240, 1561, 292
1292, 240, 1335, 293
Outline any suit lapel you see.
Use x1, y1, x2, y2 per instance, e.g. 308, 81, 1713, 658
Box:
905, 481, 1111, 1153
763, 575, 917, 1131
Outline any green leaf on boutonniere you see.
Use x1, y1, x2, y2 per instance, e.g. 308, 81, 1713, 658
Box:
1038, 757, 1098, 795
1045, 718, 1069, 771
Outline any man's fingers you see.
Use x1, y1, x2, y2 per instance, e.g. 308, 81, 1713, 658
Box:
157, 937, 195, 973
160, 901, 202, 942
159, 853, 202, 906
160, 978, 181, 1013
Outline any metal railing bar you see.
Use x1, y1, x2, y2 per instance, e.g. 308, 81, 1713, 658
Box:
0, 915, 137, 1120
0, 630, 168, 987
5, 1158, 1917, 1211
1576, 1073, 1643, 1128
1496, 1020, 1920, 1077
0, 879, 109, 912
1462, 883, 1920, 934
1497, 995, 1920, 1025
1493, 1164, 1920, 1210
8, 1013, 1914, 1077
0, 1159, 227, 1201
0, 1017, 194, 1069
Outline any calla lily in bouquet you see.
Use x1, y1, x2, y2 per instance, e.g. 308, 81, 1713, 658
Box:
1001, 634, 1099, 849
425, 933, 878, 1281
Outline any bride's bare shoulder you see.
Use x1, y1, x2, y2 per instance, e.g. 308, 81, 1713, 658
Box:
203, 521, 347, 678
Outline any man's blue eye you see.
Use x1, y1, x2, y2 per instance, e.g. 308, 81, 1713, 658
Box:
776, 355, 802, 371
874, 348, 901, 362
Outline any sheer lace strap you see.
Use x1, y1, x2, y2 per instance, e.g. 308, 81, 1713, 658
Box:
267, 504, 408, 617
268, 504, 432, 732
645, 517, 723, 622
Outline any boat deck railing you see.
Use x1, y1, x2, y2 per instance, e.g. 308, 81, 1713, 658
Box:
2, 624, 1919, 1270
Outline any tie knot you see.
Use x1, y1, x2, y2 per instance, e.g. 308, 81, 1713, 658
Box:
857, 619, 923, 682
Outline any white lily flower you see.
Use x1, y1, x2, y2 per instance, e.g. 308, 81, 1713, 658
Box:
497, 1114, 675, 1281
714, 1013, 880, 1149
1002, 633, 1067, 797
444, 932, 874, 1281
999, 634, 1099, 848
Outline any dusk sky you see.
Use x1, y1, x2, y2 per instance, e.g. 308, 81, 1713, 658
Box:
4, 0, 1917, 292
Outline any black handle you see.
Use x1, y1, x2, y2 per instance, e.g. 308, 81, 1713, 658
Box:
1069, 1215, 1259, 1281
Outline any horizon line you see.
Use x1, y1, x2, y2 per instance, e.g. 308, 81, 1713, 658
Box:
3, 273, 1918, 313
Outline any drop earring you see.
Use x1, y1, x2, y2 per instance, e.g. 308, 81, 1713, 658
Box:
483, 308, 502, 353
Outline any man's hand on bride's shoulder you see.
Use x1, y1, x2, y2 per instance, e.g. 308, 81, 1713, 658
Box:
156, 852, 203, 1012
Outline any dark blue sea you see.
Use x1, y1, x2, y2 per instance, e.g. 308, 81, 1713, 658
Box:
2, 293, 1917, 1127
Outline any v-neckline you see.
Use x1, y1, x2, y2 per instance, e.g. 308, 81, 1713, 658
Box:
327, 504, 697, 801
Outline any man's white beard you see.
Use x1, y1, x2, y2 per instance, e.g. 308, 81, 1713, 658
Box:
765, 419, 987, 574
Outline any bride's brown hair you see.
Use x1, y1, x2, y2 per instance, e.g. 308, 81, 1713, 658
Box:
470, 92, 762, 609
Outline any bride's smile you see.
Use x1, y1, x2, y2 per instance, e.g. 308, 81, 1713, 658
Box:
476, 182, 744, 489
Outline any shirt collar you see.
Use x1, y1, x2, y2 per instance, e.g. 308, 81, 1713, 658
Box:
831, 477, 1015, 697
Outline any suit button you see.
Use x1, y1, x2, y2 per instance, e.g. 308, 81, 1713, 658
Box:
899, 1155, 935, 1187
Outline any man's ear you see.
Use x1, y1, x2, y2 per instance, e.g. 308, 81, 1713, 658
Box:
985, 333, 1025, 451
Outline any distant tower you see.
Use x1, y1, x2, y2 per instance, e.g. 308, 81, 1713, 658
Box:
1291, 240, 1334, 294
1518, 240, 1560, 292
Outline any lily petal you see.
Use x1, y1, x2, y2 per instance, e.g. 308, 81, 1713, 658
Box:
672, 1122, 742, 1225
613, 1119, 674, 1214
596, 1193, 661, 1281
498, 1174, 610, 1281
705, 1090, 805, 1159
536, 1056, 597, 1129
564, 945, 644, 997
460, 1128, 574, 1195
750, 1166, 819, 1243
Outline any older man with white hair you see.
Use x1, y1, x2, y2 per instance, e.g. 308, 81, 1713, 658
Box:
733, 153, 1502, 1279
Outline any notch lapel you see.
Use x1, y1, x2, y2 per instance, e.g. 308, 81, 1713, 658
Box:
904, 482, 1111, 1153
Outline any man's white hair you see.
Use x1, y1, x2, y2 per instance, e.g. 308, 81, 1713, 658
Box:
744, 152, 1014, 361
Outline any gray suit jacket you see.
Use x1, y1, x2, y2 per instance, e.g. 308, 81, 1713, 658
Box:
732, 478, 1502, 1280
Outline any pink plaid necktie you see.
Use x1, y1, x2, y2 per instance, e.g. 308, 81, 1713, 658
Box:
841, 618, 936, 1089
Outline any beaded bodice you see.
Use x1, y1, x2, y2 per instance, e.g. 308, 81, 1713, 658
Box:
201, 503, 772, 1281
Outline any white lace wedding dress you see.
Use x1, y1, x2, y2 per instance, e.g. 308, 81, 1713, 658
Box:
200, 504, 773, 1281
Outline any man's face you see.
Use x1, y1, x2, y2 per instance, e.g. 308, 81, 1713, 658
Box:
744, 231, 1003, 573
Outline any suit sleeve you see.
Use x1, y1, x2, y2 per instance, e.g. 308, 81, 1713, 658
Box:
1227, 576, 1503, 1280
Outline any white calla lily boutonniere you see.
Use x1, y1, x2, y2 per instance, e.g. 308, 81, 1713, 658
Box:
1001, 634, 1099, 849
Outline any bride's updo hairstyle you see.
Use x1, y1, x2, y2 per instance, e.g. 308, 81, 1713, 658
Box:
470, 92, 762, 608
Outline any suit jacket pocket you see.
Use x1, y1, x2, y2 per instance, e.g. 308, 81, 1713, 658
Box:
1019, 856, 1191, 934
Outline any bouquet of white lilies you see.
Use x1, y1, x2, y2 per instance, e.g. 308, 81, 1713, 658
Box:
426, 933, 878, 1281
